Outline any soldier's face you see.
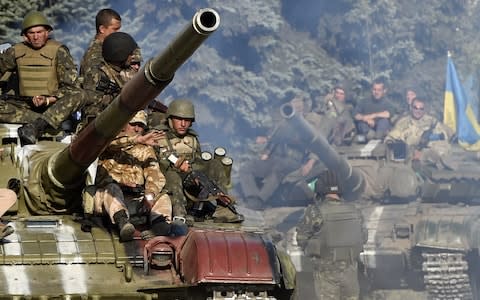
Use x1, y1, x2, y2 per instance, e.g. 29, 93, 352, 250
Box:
24, 26, 50, 49
171, 117, 192, 136
406, 90, 416, 105
124, 122, 145, 135
334, 88, 346, 102
411, 101, 425, 120
372, 83, 386, 100
99, 18, 121, 39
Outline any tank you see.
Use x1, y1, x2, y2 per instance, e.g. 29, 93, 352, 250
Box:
0, 8, 295, 299
280, 103, 480, 299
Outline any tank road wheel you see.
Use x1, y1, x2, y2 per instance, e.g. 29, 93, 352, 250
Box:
422, 252, 473, 299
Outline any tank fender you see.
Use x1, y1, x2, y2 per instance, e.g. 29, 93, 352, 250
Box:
179, 229, 278, 285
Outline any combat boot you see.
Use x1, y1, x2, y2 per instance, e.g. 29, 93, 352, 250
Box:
213, 206, 245, 223
18, 118, 50, 145
0, 223, 14, 239
150, 217, 172, 236
113, 210, 135, 242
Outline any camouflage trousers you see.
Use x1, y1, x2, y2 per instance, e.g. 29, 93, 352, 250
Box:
0, 90, 86, 129
313, 261, 360, 300
165, 160, 230, 217
94, 183, 172, 224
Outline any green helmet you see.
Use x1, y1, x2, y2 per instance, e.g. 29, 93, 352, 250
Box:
21, 11, 52, 35
167, 99, 195, 121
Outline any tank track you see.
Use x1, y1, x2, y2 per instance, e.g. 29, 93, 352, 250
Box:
422, 252, 473, 300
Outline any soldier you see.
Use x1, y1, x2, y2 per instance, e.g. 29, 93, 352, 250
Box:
0, 11, 87, 145
385, 97, 453, 166
239, 95, 324, 208
354, 78, 395, 141
154, 99, 242, 223
79, 8, 121, 77
296, 170, 365, 300
316, 85, 356, 146
94, 111, 178, 241
81, 32, 138, 122
0, 188, 16, 239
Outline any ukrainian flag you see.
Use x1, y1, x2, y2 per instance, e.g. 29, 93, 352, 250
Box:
443, 54, 480, 151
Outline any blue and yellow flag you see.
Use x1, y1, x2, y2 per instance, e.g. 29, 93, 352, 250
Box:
443, 54, 480, 151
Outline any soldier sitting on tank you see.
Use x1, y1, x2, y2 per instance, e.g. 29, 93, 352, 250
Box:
0, 11, 87, 145
354, 78, 395, 142
92, 111, 186, 242
79, 8, 122, 78
296, 170, 366, 300
314, 85, 356, 146
153, 99, 244, 224
384, 97, 453, 168
81, 32, 138, 125
239, 95, 324, 208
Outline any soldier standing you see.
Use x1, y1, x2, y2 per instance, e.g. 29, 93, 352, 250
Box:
0, 11, 87, 145
81, 32, 138, 122
79, 8, 121, 77
94, 111, 177, 241
296, 170, 365, 300
154, 99, 242, 223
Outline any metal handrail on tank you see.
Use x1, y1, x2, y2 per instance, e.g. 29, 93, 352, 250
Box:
47, 8, 220, 190
280, 102, 365, 201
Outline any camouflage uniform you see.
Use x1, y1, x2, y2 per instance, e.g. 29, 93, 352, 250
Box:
154, 125, 201, 215
385, 113, 453, 165
239, 112, 324, 207
385, 113, 451, 147
95, 134, 172, 225
79, 38, 103, 78
315, 95, 356, 145
0, 41, 86, 128
297, 196, 365, 300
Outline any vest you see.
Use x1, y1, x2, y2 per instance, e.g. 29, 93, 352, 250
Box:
14, 40, 61, 97
319, 201, 364, 263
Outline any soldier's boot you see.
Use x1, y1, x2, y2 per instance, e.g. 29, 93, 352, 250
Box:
18, 118, 49, 145
0, 223, 14, 239
213, 206, 245, 223
170, 218, 189, 236
172, 203, 194, 225
150, 217, 172, 236
113, 210, 135, 242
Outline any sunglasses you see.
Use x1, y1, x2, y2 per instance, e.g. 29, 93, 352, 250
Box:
412, 106, 424, 110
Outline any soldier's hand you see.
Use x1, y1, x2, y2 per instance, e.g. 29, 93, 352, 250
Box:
136, 130, 165, 146
32, 95, 56, 107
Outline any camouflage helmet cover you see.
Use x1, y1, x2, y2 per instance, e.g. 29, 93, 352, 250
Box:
167, 99, 195, 121
22, 11, 52, 35
129, 110, 148, 127
102, 32, 137, 63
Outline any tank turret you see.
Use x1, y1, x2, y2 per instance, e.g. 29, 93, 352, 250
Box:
280, 102, 419, 202
22, 8, 220, 215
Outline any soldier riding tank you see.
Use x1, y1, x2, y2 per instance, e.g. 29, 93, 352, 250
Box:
280, 102, 480, 300
0, 8, 295, 299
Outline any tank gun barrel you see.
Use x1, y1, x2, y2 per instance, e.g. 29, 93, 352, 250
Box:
51, 8, 220, 186
280, 103, 365, 200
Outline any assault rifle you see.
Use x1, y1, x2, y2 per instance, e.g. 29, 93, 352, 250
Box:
96, 77, 168, 113
0, 93, 32, 102
96, 76, 121, 95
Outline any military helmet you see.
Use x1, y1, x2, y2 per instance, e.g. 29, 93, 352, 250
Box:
316, 170, 341, 196
129, 110, 148, 128
167, 99, 195, 121
21, 11, 52, 35
102, 32, 137, 64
